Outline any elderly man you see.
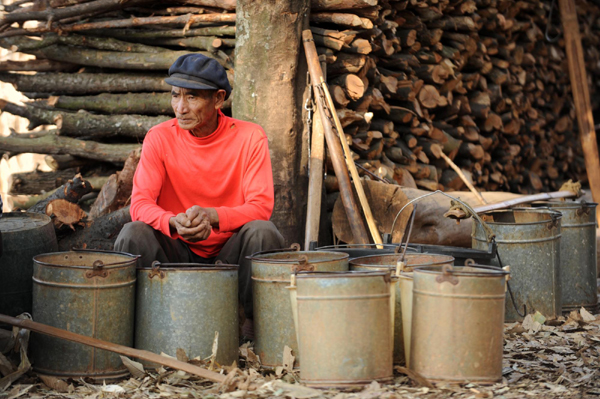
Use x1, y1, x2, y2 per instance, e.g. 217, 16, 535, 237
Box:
115, 54, 285, 340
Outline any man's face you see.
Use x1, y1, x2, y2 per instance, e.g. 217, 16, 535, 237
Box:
170, 87, 225, 133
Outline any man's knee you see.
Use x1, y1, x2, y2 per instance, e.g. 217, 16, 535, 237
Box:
240, 220, 284, 243
115, 221, 155, 250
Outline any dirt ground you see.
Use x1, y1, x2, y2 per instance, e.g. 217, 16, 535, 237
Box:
1, 300, 599, 399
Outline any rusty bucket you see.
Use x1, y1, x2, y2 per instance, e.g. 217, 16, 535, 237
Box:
31, 250, 137, 379
410, 265, 509, 383
350, 253, 454, 365
288, 271, 395, 387
472, 208, 562, 321
249, 249, 348, 368
533, 201, 598, 313
135, 262, 239, 367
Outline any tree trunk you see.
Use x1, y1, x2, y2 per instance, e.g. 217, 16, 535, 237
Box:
233, 0, 309, 246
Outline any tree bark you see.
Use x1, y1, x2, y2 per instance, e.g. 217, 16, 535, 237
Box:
0, 133, 140, 163
9, 167, 81, 195
0, 59, 79, 72
54, 111, 170, 138
0, 72, 171, 94
85, 26, 236, 39
233, 0, 309, 245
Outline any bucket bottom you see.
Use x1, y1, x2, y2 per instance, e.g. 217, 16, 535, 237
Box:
302, 376, 393, 389
34, 367, 130, 382
420, 374, 501, 385
562, 302, 599, 314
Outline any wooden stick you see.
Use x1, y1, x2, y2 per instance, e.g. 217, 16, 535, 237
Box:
559, 0, 600, 226
303, 29, 370, 245
0, 314, 229, 385
439, 151, 487, 205
321, 80, 384, 247
305, 90, 326, 250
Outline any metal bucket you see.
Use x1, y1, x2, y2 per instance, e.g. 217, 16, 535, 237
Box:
410, 265, 509, 383
288, 271, 395, 387
472, 208, 562, 322
0, 213, 57, 317
407, 242, 497, 266
135, 262, 239, 367
31, 250, 137, 379
250, 250, 348, 368
350, 254, 454, 365
534, 201, 598, 313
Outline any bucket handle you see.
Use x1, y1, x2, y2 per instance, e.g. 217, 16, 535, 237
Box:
292, 255, 315, 273
85, 260, 109, 278
148, 261, 167, 280
389, 190, 496, 244
435, 264, 459, 285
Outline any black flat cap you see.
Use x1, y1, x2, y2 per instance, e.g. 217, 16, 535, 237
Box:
165, 53, 232, 100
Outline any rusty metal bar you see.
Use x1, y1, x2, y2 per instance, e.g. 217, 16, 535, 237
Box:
0, 313, 228, 384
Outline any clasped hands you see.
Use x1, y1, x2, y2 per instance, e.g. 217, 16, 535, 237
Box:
169, 205, 218, 242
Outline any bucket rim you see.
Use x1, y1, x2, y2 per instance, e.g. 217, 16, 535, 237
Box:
248, 250, 349, 263
531, 201, 598, 209
33, 250, 138, 269
349, 253, 455, 268
478, 208, 562, 226
414, 264, 509, 277
316, 244, 400, 250
295, 270, 390, 279
137, 263, 238, 271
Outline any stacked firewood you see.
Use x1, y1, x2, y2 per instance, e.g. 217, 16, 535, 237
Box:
313, 0, 596, 197
0, 0, 598, 246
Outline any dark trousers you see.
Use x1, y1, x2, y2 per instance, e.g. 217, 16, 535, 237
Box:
114, 220, 285, 319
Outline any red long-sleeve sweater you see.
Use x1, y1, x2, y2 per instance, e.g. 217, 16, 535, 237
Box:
130, 111, 274, 258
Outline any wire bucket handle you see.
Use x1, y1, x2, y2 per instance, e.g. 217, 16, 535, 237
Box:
389, 190, 496, 244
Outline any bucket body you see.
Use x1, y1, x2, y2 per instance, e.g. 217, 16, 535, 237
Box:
472, 208, 562, 321
410, 265, 508, 383
291, 271, 394, 387
534, 202, 598, 312
31, 251, 137, 379
135, 264, 239, 366
0, 213, 57, 316
349, 254, 454, 365
250, 251, 348, 367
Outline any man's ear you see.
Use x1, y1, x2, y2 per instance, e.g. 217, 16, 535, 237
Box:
214, 90, 227, 109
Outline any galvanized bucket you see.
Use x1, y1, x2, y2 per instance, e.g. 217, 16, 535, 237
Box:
288, 271, 395, 387
0, 212, 57, 317
534, 201, 598, 313
410, 265, 509, 383
31, 250, 137, 379
250, 249, 348, 368
349, 254, 454, 365
135, 262, 239, 367
472, 208, 562, 322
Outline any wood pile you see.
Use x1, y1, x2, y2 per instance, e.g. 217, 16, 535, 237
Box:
0, 0, 598, 246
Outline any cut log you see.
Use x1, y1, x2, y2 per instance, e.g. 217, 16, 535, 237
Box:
0, 72, 171, 94
89, 149, 141, 219
54, 111, 170, 139
9, 168, 81, 195
57, 206, 131, 251
330, 73, 365, 101
45, 155, 91, 171
47, 92, 175, 115
0, 133, 140, 163
46, 199, 87, 231
28, 174, 93, 214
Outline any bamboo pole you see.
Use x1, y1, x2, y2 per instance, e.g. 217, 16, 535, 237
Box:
321, 80, 384, 246
305, 97, 326, 250
303, 29, 370, 245
559, 0, 600, 226
439, 151, 487, 205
